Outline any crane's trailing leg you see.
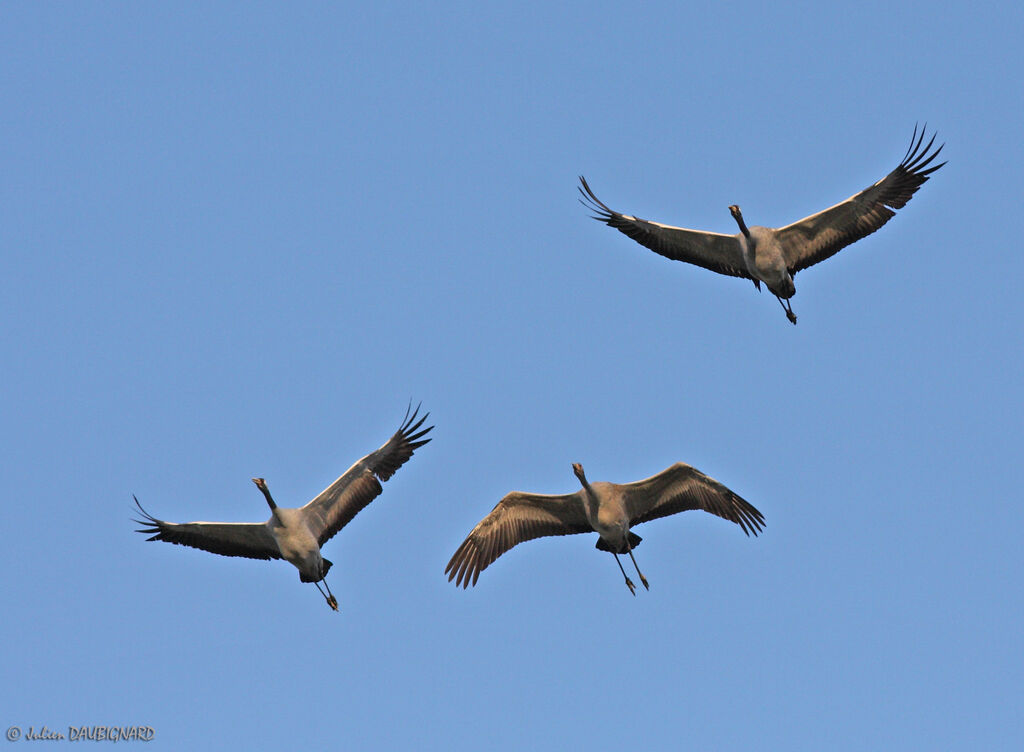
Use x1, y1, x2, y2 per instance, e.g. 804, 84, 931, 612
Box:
776, 295, 797, 324
612, 553, 637, 596
324, 577, 338, 611
625, 544, 649, 591
314, 578, 339, 611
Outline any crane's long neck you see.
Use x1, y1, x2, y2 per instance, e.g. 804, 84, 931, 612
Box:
730, 207, 751, 239
253, 478, 277, 510
581, 482, 600, 521
573, 464, 599, 518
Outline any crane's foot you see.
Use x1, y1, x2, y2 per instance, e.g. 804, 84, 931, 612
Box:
639, 574, 650, 590
776, 295, 797, 324
326, 594, 339, 611
624, 577, 637, 596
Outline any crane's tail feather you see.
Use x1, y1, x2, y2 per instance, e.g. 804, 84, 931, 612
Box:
595, 532, 642, 553
299, 557, 333, 583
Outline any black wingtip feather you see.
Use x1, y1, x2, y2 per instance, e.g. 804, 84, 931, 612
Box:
132, 495, 163, 537
903, 122, 925, 164
399, 402, 433, 442
899, 125, 945, 177
578, 176, 621, 225
367, 403, 435, 483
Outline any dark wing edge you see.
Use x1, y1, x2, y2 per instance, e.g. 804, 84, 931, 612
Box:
444, 492, 591, 589
626, 463, 765, 537
132, 496, 281, 560
304, 402, 434, 546
363, 401, 434, 482
779, 124, 946, 274
578, 176, 749, 279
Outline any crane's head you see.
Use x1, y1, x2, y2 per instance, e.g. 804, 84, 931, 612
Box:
572, 462, 587, 485
252, 477, 277, 509
728, 205, 750, 237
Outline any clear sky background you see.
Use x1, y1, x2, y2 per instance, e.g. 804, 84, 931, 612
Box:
2, 2, 1022, 749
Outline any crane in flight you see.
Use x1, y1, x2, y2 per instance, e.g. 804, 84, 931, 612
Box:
134, 404, 432, 610
580, 125, 944, 323
446, 461, 763, 594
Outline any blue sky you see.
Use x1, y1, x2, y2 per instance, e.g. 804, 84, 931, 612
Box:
2, 1, 1022, 749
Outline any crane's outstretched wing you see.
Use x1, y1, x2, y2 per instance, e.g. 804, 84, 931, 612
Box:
445, 490, 592, 588
579, 176, 749, 279
301, 404, 433, 546
134, 497, 282, 560
777, 125, 945, 274
623, 462, 765, 537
